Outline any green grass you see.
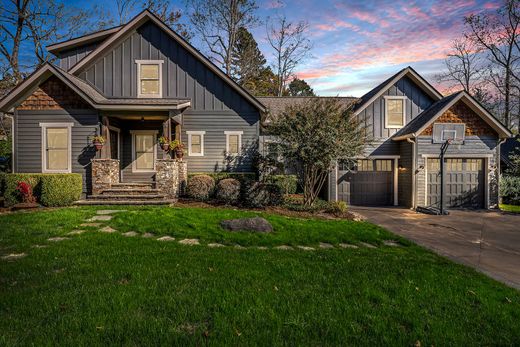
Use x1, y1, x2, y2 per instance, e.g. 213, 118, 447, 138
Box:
1, 206, 520, 346
500, 204, 520, 213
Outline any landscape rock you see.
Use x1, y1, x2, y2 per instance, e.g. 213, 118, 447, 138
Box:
48, 237, 70, 242
80, 223, 101, 227
297, 246, 315, 251
319, 242, 334, 249
2, 253, 27, 260
339, 243, 358, 249
179, 239, 200, 246
383, 240, 402, 247
360, 242, 377, 249
208, 243, 225, 248
274, 245, 293, 250
67, 229, 87, 235
123, 231, 138, 237
220, 217, 273, 233
142, 233, 155, 238
88, 215, 112, 222
157, 236, 175, 241
96, 210, 125, 215
100, 226, 117, 233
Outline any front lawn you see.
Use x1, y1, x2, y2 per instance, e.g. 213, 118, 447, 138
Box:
500, 204, 520, 213
1, 206, 519, 346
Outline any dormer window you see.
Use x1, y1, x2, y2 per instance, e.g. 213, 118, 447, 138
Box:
384, 96, 406, 128
136, 60, 163, 98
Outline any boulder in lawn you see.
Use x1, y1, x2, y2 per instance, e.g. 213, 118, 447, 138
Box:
220, 217, 273, 233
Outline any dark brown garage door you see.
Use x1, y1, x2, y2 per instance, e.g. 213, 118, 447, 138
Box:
337, 159, 394, 206
427, 158, 485, 208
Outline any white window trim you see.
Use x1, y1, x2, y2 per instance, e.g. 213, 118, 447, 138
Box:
224, 131, 243, 155
187, 131, 205, 156
384, 95, 407, 129
136, 60, 164, 98
39, 122, 74, 173
130, 130, 158, 173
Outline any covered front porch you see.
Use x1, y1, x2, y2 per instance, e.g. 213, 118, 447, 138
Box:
89, 112, 187, 203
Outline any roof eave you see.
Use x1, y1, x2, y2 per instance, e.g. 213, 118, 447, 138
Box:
46, 26, 123, 54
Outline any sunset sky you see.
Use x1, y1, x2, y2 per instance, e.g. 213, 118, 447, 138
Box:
72, 0, 502, 96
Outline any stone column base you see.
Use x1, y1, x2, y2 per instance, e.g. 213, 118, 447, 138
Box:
156, 159, 188, 199
91, 159, 120, 195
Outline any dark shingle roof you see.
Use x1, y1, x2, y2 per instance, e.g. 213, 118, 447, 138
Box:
392, 92, 462, 138
54, 66, 190, 107
257, 96, 358, 122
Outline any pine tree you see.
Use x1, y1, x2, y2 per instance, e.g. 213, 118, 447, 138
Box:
288, 78, 315, 96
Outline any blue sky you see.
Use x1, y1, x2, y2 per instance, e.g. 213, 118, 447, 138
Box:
65, 0, 501, 96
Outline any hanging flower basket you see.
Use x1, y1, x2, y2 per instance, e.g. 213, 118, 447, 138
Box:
92, 135, 105, 151
159, 136, 170, 151
170, 140, 185, 160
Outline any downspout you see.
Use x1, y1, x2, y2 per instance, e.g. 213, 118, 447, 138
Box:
406, 137, 416, 209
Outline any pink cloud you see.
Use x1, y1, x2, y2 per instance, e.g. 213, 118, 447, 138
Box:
315, 19, 361, 32
483, 2, 501, 9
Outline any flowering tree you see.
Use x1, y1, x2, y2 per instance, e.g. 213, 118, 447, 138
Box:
269, 98, 367, 206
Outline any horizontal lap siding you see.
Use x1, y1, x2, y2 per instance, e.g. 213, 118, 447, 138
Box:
14, 110, 99, 193
182, 111, 258, 172
416, 135, 499, 207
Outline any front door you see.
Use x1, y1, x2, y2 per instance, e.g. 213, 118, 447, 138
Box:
132, 132, 156, 172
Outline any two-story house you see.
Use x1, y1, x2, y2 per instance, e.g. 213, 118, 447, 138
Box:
0, 10, 512, 208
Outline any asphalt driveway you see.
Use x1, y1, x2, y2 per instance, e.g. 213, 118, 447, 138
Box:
351, 207, 520, 290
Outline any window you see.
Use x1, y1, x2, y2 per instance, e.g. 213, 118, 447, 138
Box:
136, 60, 163, 98
375, 159, 392, 171
131, 131, 157, 172
338, 159, 357, 172
187, 131, 205, 156
225, 131, 243, 155
384, 96, 406, 128
357, 159, 373, 171
40, 123, 73, 173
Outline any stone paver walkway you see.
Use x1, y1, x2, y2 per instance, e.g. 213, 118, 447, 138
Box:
3, 209, 407, 262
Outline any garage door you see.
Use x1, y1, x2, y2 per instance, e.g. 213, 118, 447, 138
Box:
337, 159, 394, 206
427, 158, 485, 208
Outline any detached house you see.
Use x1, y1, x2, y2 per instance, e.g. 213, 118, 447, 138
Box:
0, 10, 512, 208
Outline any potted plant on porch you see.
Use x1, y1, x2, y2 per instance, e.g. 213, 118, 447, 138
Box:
159, 136, 170, 151
170, 140, 185, 160
92, 135, 105, 151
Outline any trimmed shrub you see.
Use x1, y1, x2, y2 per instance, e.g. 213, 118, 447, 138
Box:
2, 173, 82, 207
188, 172, 256, 184
40, 174, 82, 207
215, 178, 241, 204
325, 200, 348, 214
242, 181, 283, 208
266, 175, 297, 195
500, 175, 520, 205
187, 174, 216, 201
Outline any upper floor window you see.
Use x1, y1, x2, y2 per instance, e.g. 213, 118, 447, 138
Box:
384, 96, 406, 128
136, 60, 163, 98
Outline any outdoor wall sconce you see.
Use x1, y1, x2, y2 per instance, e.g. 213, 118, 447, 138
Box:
415, 164, 424, 174
489, 164, 497, 170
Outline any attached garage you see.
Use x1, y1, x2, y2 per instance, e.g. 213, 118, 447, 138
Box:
426, 158, 485, 209
337, 159, 396, 206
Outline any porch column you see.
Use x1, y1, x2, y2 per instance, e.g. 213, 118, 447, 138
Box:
100, 116, 111, 159
162, 118, 172, 159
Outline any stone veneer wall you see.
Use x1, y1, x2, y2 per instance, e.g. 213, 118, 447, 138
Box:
92, 159, 120, 195
155, 159, 188, 199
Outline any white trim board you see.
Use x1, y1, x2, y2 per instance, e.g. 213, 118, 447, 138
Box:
384, 96, 407, 129
39, 122, 74, 173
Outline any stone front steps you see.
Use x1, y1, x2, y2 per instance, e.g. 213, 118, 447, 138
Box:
78, 181, 173, 205
75, 199, 174, 206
